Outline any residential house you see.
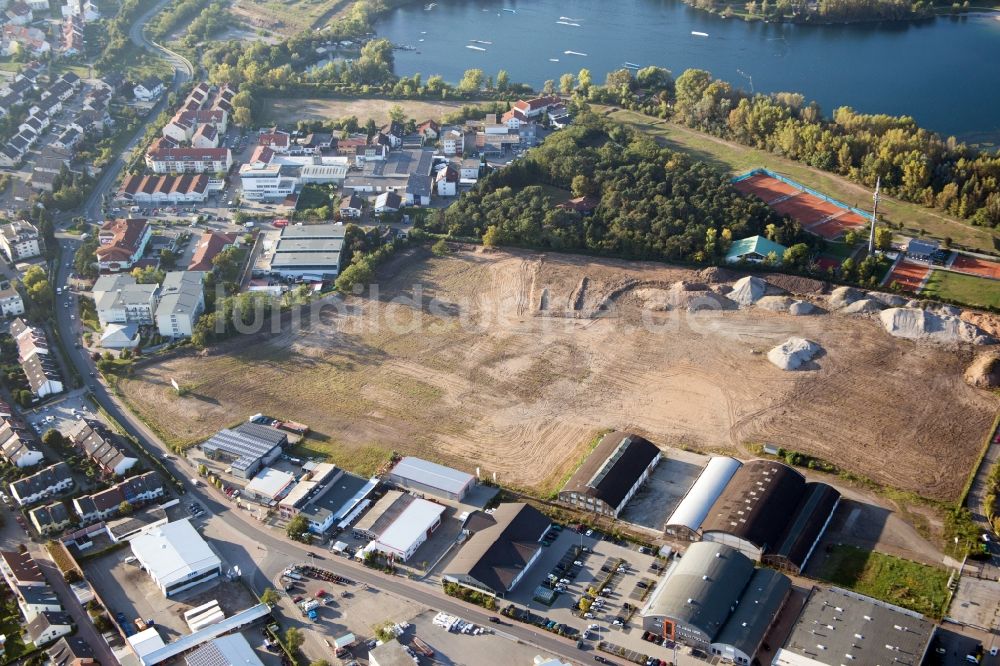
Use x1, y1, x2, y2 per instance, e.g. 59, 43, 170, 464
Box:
338, 191, 364, 219
98, 323, 139, 349
0, 144, 20, 167
373, 191, 401, 214
25, 0, 49, 14
26, 610, 73, 647
0, 549, 45, 589
68, 419, 137, 477
73, 471, 164, 524
61, 0, 98, 20
117, 173, 210, 205
440, 129, 464, 156
0, 421, 43, 467
46, 636, 96, 666
154, 271, 204, 339
2, 26, 50, 55
379, 121, 404, 149
133, 77, 164, 102
9, 462, 74, 506
404, 174, 432, 206
724, 235, 788, 265
512, 95, 562, 119
435, 165, 458, 197
0, 281, 25, 316
258, 130, 290, 153
28, 501, 71, 536
50, 127, 79, 151
188, 231, 236, 271
10, 318, 62, 398
459, 158, 480, 182
95, 218, 151, 272
18, 586, 62, 621
191, 123, 219, 149
92, 273, 158, 326
296, 132, 332, 155
416, 119, 439, 141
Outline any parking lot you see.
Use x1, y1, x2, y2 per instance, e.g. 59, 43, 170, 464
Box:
25, 392, 94, 436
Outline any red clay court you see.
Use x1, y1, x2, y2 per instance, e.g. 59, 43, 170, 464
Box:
950, 254, 1000, 280
733, 172, 868, 241
885, 260, 930, 293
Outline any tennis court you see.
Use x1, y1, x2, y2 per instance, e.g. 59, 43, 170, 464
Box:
885, 260, 930, 293
951, 254, 1000, 280
734, 171, 869, 241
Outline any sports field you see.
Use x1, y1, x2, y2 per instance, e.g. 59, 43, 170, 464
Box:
734, 171, 868, 240
884, 260, 931, 293
951, 254, 1000, 280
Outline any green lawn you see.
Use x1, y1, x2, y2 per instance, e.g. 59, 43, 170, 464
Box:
923, 270, 1000, 309
289, 435, 390, 477
295, 184, 333, 211
813, 544, 951, 618
601, 107, 1000, 255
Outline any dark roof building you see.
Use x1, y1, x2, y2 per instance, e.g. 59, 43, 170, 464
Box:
46, 635, 96, 666
773, 587, 935, 666
557, 432, 661, 518
699, 460, 840, 572
443, 502, 550, 596
641, 541, 791, 664
200, 422, 286, 479
68, 419, 138, 477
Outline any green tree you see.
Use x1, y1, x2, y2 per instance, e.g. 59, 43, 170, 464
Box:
286, 515, 310, 542
431, 239, 450, 256
496, 69, 510, 91
458, 68, 484, 93
874, 227, 893, 251
577, 68, 592, 93
118, 501, 133, 516
131, 265, 165, 284
285, 627, 304, 653
260, 587, 281, 606
388, 104, 405, 123
22, 265, 51, 312
482, 225, 500, 248
42, 429, 65, 449
542, 79, 555, 95
571, 175, 594, 198
782, 243, 811, 269
559, 73, 575, 95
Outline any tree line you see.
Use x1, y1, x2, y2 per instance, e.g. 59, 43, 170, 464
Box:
580, 66, 1000, 232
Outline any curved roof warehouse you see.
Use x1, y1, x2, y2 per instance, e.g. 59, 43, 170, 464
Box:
665, 456, 743, 540
698, 459, 840, 572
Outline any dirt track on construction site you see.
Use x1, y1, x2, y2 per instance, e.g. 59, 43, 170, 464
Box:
119, 248, 999, 500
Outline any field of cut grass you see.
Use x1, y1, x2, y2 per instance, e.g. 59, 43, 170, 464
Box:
813, 544, 951, 618
923, 270, 1000, 309
260, 97, 489, 126
231, 0, 352, 35
601, 107, 1000, 256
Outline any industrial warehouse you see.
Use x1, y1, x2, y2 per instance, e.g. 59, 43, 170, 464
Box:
387, 456, 476, 501
558, 431, 661, 518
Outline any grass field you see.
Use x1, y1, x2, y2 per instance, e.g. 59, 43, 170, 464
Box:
230, 0, 352, 35
923, 270, 1000, 309
261, 97, 488, 126
601, 107, 1000, 255
814, 544, 951, 617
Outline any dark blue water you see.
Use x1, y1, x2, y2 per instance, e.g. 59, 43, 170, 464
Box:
378, 0, 1000, 142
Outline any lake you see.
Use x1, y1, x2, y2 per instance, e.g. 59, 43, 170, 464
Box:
377, 0, 1000, 142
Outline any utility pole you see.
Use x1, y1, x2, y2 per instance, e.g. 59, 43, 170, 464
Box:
868, 176, 881, 255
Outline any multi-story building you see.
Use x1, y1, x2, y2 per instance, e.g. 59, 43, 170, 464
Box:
0, 220, 42, 261
92, 274, 158, 326
95, 218, 151, 272
145, 146, 232, 174
154, 271, 204, 339
0, 281, 24, 316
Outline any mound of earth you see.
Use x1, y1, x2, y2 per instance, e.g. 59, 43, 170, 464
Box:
962, 311, 1000, 339
869, 292, 908, 307
840, 299, 884, 315
829, 286, 864, 309
632, 283, 735, 312
756, 296, 817, 316
879, 308, 996, 345
697, 266, 737, 283
761, 273, 827, 295
768, 337, 823, 370
965, 351, 1000, 389
730, 276, 778, 306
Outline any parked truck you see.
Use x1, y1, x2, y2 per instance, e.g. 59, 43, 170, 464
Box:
299, 599, 321, 614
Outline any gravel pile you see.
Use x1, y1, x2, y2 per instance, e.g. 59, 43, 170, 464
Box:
879, 308, 996, 345
768, 337, 823, 370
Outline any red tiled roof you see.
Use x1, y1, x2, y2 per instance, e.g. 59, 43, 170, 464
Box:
147, 146, 228, 162
95, 218, 148, 261
258, 132, 289, 149
188, 231, 236, 271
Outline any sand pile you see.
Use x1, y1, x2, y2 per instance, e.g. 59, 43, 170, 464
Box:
869, 292, 908, 308
768, 337, 823, 370
729, 276, 775, 306
697, 266, 737, 284
840, 299, 884, 315
879, 308, 996, 345
756, 296, 817, 316
828, 286, 863, 309
962, 311, 1000, 339
965, 351, 1000, 389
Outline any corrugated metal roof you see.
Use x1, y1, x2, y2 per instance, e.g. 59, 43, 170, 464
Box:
390, 456, 474, 495
712, 567, 790, 656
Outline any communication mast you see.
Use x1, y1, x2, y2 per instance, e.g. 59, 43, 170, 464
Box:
868, 176, 881, 254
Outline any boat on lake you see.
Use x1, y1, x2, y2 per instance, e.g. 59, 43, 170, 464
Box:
564, 50, 587, 56
466, 45, 487, 51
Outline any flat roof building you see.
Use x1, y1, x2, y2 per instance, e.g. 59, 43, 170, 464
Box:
130, 519, 222, 597
444, 502, 550, 596
353, 490, 413, 540
370, 497, 445, 562
558, 432, 661, 518
260, 224, 347, 279
700, 460, 840, 573
772, 587, 935, 666
243, 467, 296, 504
368, 639, 414, 666
185, 633, 264, 666
642, 541, 791, 664
388, 456, 475, 501
665, 457, 743, 540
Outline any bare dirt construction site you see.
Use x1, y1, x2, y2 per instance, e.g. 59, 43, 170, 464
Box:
118, 249, 999, 502
261, 98, 479, 126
